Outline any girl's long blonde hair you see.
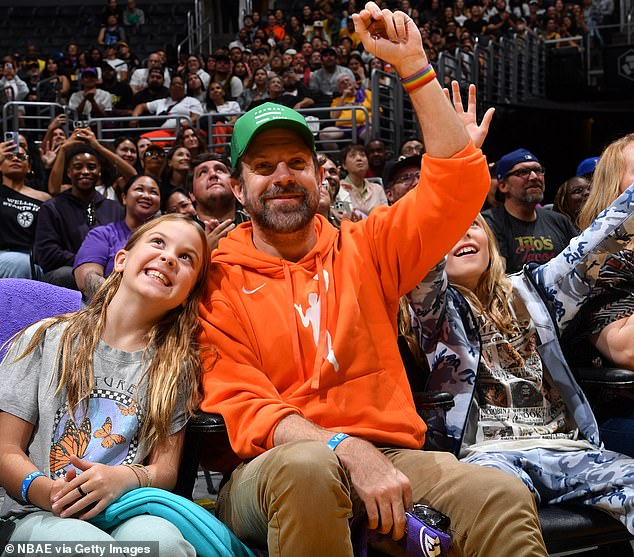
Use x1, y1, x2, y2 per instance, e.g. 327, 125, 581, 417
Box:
452, 214, 519, 335
577, 133, 634, 231
14, 214, 212, 451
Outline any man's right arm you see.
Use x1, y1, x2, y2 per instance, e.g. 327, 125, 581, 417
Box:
274, 413, 413, 540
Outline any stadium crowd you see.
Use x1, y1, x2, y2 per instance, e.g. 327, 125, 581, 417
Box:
1, 1, 634, 556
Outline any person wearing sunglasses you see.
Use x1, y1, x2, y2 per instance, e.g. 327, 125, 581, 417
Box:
140, 143, 166, 183
0, 142, 51, 279
482, 148, 578, 273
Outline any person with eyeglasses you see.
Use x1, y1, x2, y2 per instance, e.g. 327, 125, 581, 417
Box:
140, 143, 166, 183
398, 137, 424, 159
34, 144, 124, 290
482, 148, 578, 273
382, 154, 422, 206
0, 141, 51, 279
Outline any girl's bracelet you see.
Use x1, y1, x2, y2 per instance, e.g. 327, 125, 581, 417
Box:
400, 64, 437, 93
124, 463, 152, 488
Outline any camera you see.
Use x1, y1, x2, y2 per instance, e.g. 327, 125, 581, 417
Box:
4, 131, 19, 153
73, 120, 89, 129
4, 62, 13, 71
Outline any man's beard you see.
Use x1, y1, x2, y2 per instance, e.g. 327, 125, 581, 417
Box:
520, 185, 544, 205
242, 181, 319, 234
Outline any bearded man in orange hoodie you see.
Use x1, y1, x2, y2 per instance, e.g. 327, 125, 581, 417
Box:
198, 3, 548, 556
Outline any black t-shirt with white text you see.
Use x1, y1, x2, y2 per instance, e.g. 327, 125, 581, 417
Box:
482, 205, 578, 273
0, 184, 43, 251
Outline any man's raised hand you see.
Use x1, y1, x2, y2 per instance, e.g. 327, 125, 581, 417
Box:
352, 2, 426, 78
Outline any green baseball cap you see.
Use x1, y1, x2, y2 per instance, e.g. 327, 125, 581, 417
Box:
230, 102, 315, 167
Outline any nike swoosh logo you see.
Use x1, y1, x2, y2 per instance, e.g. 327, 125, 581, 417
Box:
242, 283, 266, 295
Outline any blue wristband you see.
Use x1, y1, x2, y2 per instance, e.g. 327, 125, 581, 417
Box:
21, 471, 45, 503
327, 432, 349, 451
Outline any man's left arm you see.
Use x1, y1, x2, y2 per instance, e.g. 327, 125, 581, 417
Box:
353, 7, 491, 296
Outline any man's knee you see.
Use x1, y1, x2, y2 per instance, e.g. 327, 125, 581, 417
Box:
471, 463, 537, 508
272, 440, 343, 486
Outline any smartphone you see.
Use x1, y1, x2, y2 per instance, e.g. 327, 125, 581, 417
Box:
73, 120, 89, 129
410, 504, 451, 533
4, 62, 13, 71
4, 131, 19, 153
333, 199, 352, 218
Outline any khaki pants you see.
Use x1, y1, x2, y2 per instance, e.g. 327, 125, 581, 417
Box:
218, 440, 547, 557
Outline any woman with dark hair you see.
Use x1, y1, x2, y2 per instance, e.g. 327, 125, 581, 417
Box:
237, 67, 269, 110
162, 187, 197, 217
74, 174, 160, 301
186, 72, 206, 104
552, 175, 590, 229
176, 127, 208, 158
111, 136, 140, 198
39, 57, 71, 104
347, 52, 368, 88
231, 60, 251, 89
160, 145, 191, 198
200, 82, 240, 153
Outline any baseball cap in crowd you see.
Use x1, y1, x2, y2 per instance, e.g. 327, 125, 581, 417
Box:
576, 156, 600, 177
321, 46, 337, 57
496, 148, 540, 180
383, 154, 423, 187
116, 41, 129, 48
230, 102, 315, 167
81, 67, 98, 78
284, 49, 298, 56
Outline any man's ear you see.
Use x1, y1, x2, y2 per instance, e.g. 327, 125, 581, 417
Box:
385, 188, 394, 205
230, 176, 245, 204
113, 249, 128, 273
317, 165, 325, 191
497, 179, 510, 194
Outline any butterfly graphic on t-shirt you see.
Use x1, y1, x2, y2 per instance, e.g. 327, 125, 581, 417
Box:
116, 400, 137, 417
50, 416, 92, 473
94, 416, 126, 449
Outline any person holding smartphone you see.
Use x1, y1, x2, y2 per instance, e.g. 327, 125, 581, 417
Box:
0, 57, 28, 102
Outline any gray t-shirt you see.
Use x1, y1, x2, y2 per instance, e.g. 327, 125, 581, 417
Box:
0, 321, 188, 518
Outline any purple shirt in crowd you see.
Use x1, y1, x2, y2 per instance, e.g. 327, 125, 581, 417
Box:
73, 220, 132, 278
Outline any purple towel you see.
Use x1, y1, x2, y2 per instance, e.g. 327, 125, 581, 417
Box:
0, 278, 81, 360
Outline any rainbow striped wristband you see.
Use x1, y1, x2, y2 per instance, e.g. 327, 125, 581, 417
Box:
400, 64, 437, 93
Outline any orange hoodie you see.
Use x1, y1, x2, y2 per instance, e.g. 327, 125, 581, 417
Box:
199, 142, 489, 459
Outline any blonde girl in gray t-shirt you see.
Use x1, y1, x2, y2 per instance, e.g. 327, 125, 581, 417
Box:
0, 214, 210, 555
